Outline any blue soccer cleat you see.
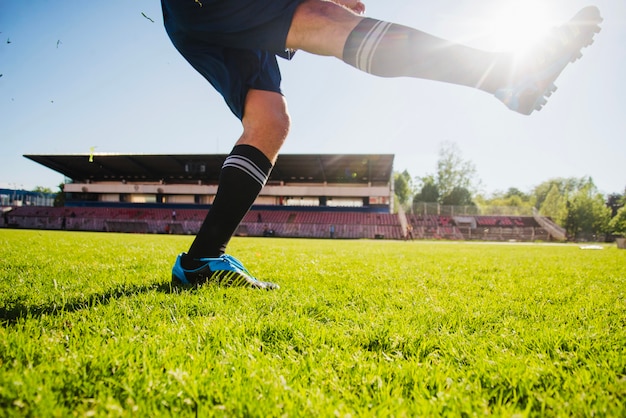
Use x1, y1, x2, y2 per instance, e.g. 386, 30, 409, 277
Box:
172, 253, 279, 290
495, 6, 602, 115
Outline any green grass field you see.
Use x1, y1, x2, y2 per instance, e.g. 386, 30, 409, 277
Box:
1, 229, 625, 417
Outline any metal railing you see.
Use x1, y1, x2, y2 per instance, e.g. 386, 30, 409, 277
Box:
411, 203, 534, 217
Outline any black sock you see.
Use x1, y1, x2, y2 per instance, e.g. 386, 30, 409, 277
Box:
342, 18, 509, 93
186, 144, 272, 261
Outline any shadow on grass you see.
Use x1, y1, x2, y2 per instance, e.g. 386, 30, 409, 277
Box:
0, 281, 184, 326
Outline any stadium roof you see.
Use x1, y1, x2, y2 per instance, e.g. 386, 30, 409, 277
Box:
24, 154, 394, 184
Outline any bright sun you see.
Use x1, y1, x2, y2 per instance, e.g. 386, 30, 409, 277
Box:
483, 2, 557, 51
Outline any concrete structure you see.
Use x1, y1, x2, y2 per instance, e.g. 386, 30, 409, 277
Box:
25, 153, 394, 212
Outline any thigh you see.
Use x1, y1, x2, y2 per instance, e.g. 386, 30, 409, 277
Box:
169, 37, 284, 120
286, 0, 363, 58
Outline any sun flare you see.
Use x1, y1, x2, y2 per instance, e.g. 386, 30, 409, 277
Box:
483, 2, 557, 51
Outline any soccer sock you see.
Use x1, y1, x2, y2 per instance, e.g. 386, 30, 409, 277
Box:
342, 18, 511, 93
185, 144, 272, 262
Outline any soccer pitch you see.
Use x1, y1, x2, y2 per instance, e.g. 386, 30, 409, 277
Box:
1, 229, 625, 416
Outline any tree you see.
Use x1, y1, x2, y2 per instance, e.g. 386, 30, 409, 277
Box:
532, 177, 590, 209
435, 142, 479, 201
393, 170, 413, 206
539, 184, 568, 225
412, 175, 439, 204
32, 186, 54, 194
441, 186, 474, 206
503, 187, 527, 199
564, 182, 611, 240
53, 183, 65, 207
476, 188, 533, 211
609, 206, 626, 237
413, 142, 479, 207
606, 192, 625, 217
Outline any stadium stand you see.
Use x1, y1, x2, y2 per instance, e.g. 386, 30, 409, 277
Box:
9, 153, 555, 241
5, 206, 553, 241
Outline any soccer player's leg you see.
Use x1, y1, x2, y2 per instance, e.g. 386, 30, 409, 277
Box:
286, 0, 602, 114
173, 90, 289, 290
163, 40, 288, 289
286, 1, 515, 98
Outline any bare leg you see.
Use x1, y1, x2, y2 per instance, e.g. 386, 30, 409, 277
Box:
286, 0, 363, 58
237, 89, 291, 164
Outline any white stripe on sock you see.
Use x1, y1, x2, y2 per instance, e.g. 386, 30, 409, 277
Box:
223, 155, 269, 187
356, 21, 392, 74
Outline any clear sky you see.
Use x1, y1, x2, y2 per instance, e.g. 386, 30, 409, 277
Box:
1, 0, 624, 196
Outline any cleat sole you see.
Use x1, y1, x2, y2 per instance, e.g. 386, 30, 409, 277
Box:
495, 6, 602, 115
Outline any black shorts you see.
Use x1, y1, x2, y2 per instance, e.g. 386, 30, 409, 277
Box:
161, 0, 305, 119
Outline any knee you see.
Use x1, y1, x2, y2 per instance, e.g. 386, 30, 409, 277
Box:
246, 99, 290, 140
240, 90, 291, 160
246, 90, 290, 132
267, 103, 291, 138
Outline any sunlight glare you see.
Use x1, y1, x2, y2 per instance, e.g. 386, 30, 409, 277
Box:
484, 2, 557, 51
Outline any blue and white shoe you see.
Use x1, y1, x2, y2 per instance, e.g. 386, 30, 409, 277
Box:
172, 253, 279, 290
495, 6, 602, 115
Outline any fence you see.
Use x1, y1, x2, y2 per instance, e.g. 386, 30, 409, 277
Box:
411, 203, 534, 217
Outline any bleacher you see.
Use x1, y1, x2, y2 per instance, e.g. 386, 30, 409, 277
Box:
474, 216, 538, 228
5, 206, 554, 241
14, 153, 560, 241
405, 214, 464, 240
240, 210, 403, 239
468, 215, 546, 241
